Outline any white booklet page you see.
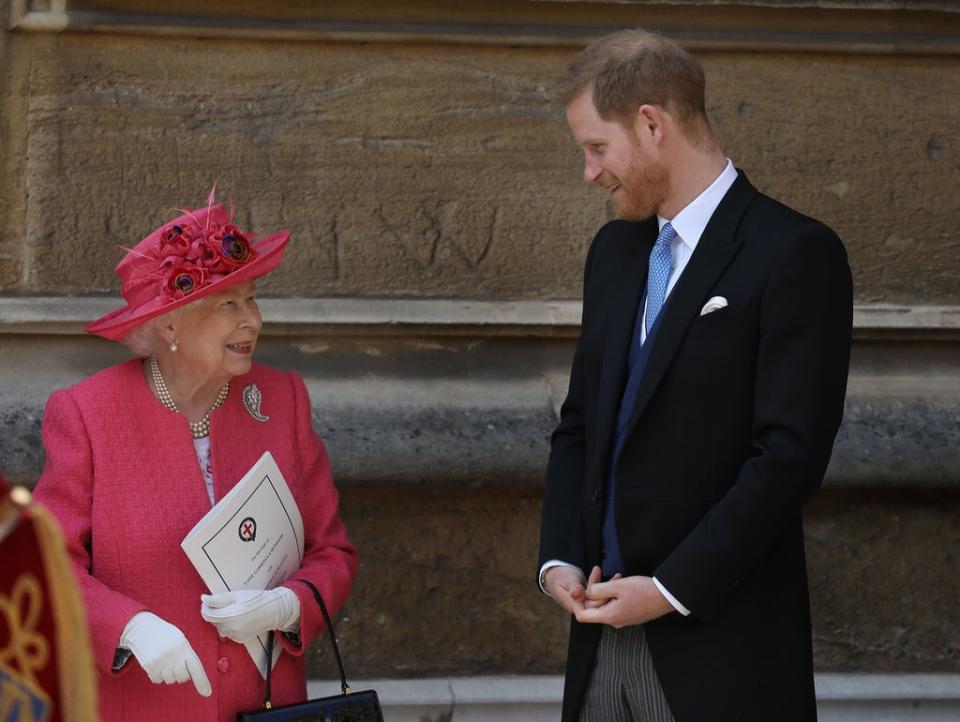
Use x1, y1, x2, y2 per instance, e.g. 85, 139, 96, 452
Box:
181, 450, 304, 678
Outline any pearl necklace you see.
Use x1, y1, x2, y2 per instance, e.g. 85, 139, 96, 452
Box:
148, 356, 229, 439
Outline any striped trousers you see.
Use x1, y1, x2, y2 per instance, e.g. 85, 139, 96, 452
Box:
579, 625, 675, 722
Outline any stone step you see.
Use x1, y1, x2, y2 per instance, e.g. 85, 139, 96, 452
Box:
306, 674, 960, 722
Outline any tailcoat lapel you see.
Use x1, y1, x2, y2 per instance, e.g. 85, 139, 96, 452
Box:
620, 174, 758, 445
590, 218, 657, 481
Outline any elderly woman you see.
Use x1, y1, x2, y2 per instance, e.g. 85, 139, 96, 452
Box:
33, 191, 357, 721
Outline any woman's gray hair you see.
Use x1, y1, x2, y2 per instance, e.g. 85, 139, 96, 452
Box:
121, 308, 185, 358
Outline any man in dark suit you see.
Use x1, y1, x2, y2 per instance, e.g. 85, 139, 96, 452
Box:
538, 29, 852, 722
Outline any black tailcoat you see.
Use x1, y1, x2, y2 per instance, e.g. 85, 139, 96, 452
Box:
539, 173, 853, 721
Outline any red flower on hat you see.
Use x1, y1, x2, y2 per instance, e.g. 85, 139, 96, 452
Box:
165, 263, 207, 299
159, 224, 196, 259
204, 224, 256, 272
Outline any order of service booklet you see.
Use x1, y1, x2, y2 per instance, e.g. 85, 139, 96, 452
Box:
181, 450, 304, 679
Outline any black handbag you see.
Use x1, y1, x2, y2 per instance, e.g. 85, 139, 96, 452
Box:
237, 580, 383, 722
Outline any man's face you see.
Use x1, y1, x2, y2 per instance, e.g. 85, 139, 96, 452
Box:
565, 90, 668, 220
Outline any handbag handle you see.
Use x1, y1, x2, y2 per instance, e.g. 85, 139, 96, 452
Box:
261, 579, 351, 709
299, 579, 351, 695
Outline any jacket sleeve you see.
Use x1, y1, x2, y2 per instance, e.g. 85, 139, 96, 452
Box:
654, 224, 853, 620
537, 235, 602, 578
278, 371, 358, 655
33, 389, 147, 674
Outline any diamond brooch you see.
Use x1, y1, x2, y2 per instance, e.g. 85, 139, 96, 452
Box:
242, 384, 270, 423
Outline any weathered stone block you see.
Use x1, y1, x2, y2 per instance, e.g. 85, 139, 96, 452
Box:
310, 486, 567, 679
2, 28, 957, 303
806, 491, 960, 672
309, 487, 960, 679
0, 256, 19, 288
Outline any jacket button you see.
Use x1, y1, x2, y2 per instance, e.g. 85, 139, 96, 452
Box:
592, 488, 600, 504
217, 657, 230, 672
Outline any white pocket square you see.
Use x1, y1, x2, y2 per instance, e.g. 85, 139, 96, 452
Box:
700, 296, 728, 316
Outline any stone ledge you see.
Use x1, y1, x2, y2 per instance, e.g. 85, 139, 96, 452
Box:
2, 297, 959, 339
852, 304, 960, 333
1, 300, 958, 488
304, 674, 960, 721
0, 297, 582, 337
3, 376, 958, 489
9, 1, 960, 55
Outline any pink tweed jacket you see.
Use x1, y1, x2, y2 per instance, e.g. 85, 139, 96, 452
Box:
34, 359, 358, 722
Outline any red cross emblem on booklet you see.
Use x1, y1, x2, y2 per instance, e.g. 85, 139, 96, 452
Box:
238, 517, 257, 542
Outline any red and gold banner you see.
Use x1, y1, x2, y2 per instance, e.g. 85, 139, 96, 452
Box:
1, 475, 98, 722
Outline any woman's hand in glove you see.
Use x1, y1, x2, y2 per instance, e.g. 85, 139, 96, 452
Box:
119, 611, 211, 697
200, 587, 300, 644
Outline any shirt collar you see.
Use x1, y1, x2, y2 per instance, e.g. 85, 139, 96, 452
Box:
657, 159, 738, 250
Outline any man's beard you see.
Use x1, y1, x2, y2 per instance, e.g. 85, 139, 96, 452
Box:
612, 153, 669, 221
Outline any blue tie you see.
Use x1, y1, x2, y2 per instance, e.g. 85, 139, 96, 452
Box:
645, 222, 676, 335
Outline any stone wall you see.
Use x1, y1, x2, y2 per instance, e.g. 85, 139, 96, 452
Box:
1, 0, 958, 681
2, 1, 960, 303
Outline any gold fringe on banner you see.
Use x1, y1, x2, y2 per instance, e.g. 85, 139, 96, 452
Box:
6, 486, 100, 722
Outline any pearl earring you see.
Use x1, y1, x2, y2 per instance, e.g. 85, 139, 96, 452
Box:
170, 341, 178, 353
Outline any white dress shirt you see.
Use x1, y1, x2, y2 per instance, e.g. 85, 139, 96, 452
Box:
541, 159, 739, 617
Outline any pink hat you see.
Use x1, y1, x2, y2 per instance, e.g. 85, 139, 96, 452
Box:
86, 188, 289, 341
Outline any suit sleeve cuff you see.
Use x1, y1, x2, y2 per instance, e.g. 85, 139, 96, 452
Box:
653, 576, 691, 616
539, 560, 582, 596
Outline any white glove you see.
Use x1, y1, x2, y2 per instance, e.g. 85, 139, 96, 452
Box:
119, 611, 212, 697
200, 587, 300, 644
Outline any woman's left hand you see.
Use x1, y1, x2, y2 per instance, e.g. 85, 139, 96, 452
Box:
200, 587, 300, 643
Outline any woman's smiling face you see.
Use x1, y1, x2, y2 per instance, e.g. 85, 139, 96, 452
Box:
173, 280, 263, 380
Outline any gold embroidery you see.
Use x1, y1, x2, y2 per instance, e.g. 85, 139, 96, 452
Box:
0, 574, 50, 687
0, 573, 52, 722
